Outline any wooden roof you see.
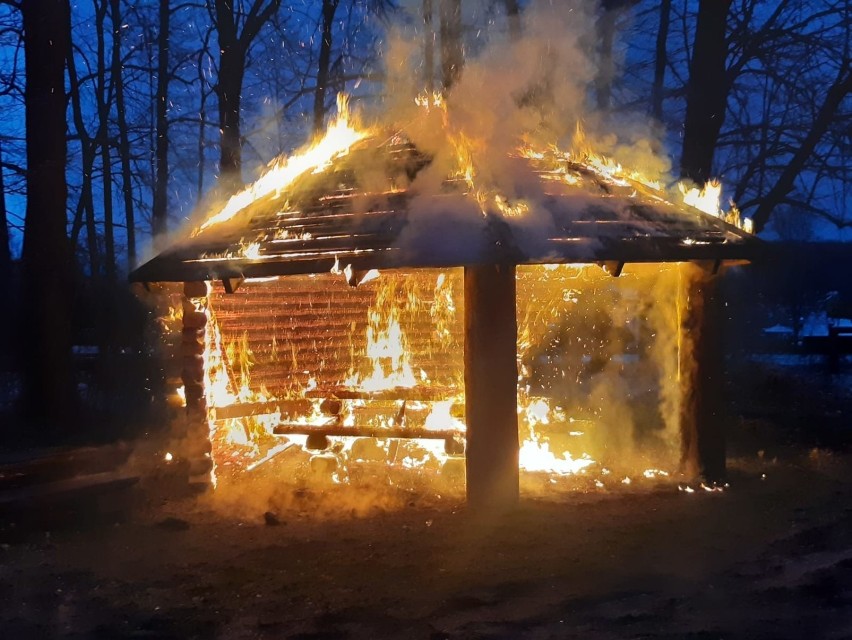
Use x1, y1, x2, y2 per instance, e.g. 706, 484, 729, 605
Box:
130, 136, 760, 284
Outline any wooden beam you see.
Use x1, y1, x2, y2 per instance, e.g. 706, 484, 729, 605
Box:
678, 262, 725, 482
464, 264, 519, 509
181, 282, 214, 485
272, 424, 463, 441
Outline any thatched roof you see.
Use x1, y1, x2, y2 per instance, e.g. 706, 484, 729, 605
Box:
130, 136, 759, 284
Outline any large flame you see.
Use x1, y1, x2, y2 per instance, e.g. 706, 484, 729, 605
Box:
517, 393, 595, 477
345, 278, 417, 392
678, 180, 722, 217
197, 94, 371, 233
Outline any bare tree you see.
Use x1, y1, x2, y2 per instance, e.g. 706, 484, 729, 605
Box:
152, 0, 170, 242
679, 0, 733, 183
313, 0, 341, 135
504, 0, 520, 41
423, 0, 435, 92
66, 13, 101, 279
596, 1, 639, 111
750, 63, 852, 232
110, 0, 136, 267
21, 0, 75, 430
0, 139, 10, 281
212, 0, 282, 191
439, 0, 462, 89
310, 0, 393, 133
651, 0, 671, 121
95, 0, 117, 282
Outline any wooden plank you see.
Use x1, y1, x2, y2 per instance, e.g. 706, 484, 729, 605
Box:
304, 385, 460, 402
209, 399, 314, 421
272, 424, 463, 440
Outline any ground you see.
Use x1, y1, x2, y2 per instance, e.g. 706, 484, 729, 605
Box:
1, 360, 852, 639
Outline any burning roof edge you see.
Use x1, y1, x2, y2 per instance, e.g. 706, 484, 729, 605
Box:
129, 139, 762, 285
129, 231, 762, 285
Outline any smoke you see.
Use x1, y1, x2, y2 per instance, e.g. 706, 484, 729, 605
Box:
387, 0, 671, 176
516, 263, 697, 479
203, 443, 465, 521
375, 0, 674, 263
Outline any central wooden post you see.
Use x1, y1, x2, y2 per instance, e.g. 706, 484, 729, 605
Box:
464, 264, 520, 508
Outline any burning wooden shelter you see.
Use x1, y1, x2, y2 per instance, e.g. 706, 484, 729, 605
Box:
131, 109, 759, 508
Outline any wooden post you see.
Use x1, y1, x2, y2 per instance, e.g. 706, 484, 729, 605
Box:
181, 281, 214, 485
464, 264, 519, 508
679, 262, 725, 482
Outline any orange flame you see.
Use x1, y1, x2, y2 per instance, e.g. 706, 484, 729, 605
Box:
197, 94, 371, 233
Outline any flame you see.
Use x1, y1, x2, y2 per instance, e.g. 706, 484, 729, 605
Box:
424, 400, 465, 431
450, 132, 478, 193
356, 308, 416, 392
414, 91, 445, 110
519, 433, 595, 476
197, 94, 371, 233
494, 194, 529, 218
518, 397, 595, 476
358, 269, 381, 286
241, 241, 262, 260
518, 130, 753, 233
679, 180, 722, 217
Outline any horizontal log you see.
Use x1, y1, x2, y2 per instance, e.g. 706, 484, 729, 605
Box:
304, 385, 460, 401
209, 399, 315, 421
273, 423, 464, 440
212, 344, 461, 368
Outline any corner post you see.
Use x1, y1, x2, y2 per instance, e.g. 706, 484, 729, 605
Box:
679, 262, 725, 482
181, 281, 214, 485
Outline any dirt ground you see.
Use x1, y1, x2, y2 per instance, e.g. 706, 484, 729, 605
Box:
2, 361, 852, 639
2, 448, 852, 640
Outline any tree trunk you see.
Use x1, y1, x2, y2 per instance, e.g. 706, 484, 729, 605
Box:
196, 41, 210, 205
464, 264, 519, 509
423, 0, 434, 93
0, 139, 10, 281
66, 9, 100, 279
651, 0, 671, 121
96, 0, 115, 283
679, 0, 732, 184
595, 8, 617, 111
504, 0, 520, 41
313, 0, 340, 135
0, 139, 10, 367
152, 0, 170, 243
216, 43, 245, 191
213, 0, 281, 192
21, 0, 75, 432
439, 0, 463, 90
101, 140, 115, 282
110, 0, 136, 268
